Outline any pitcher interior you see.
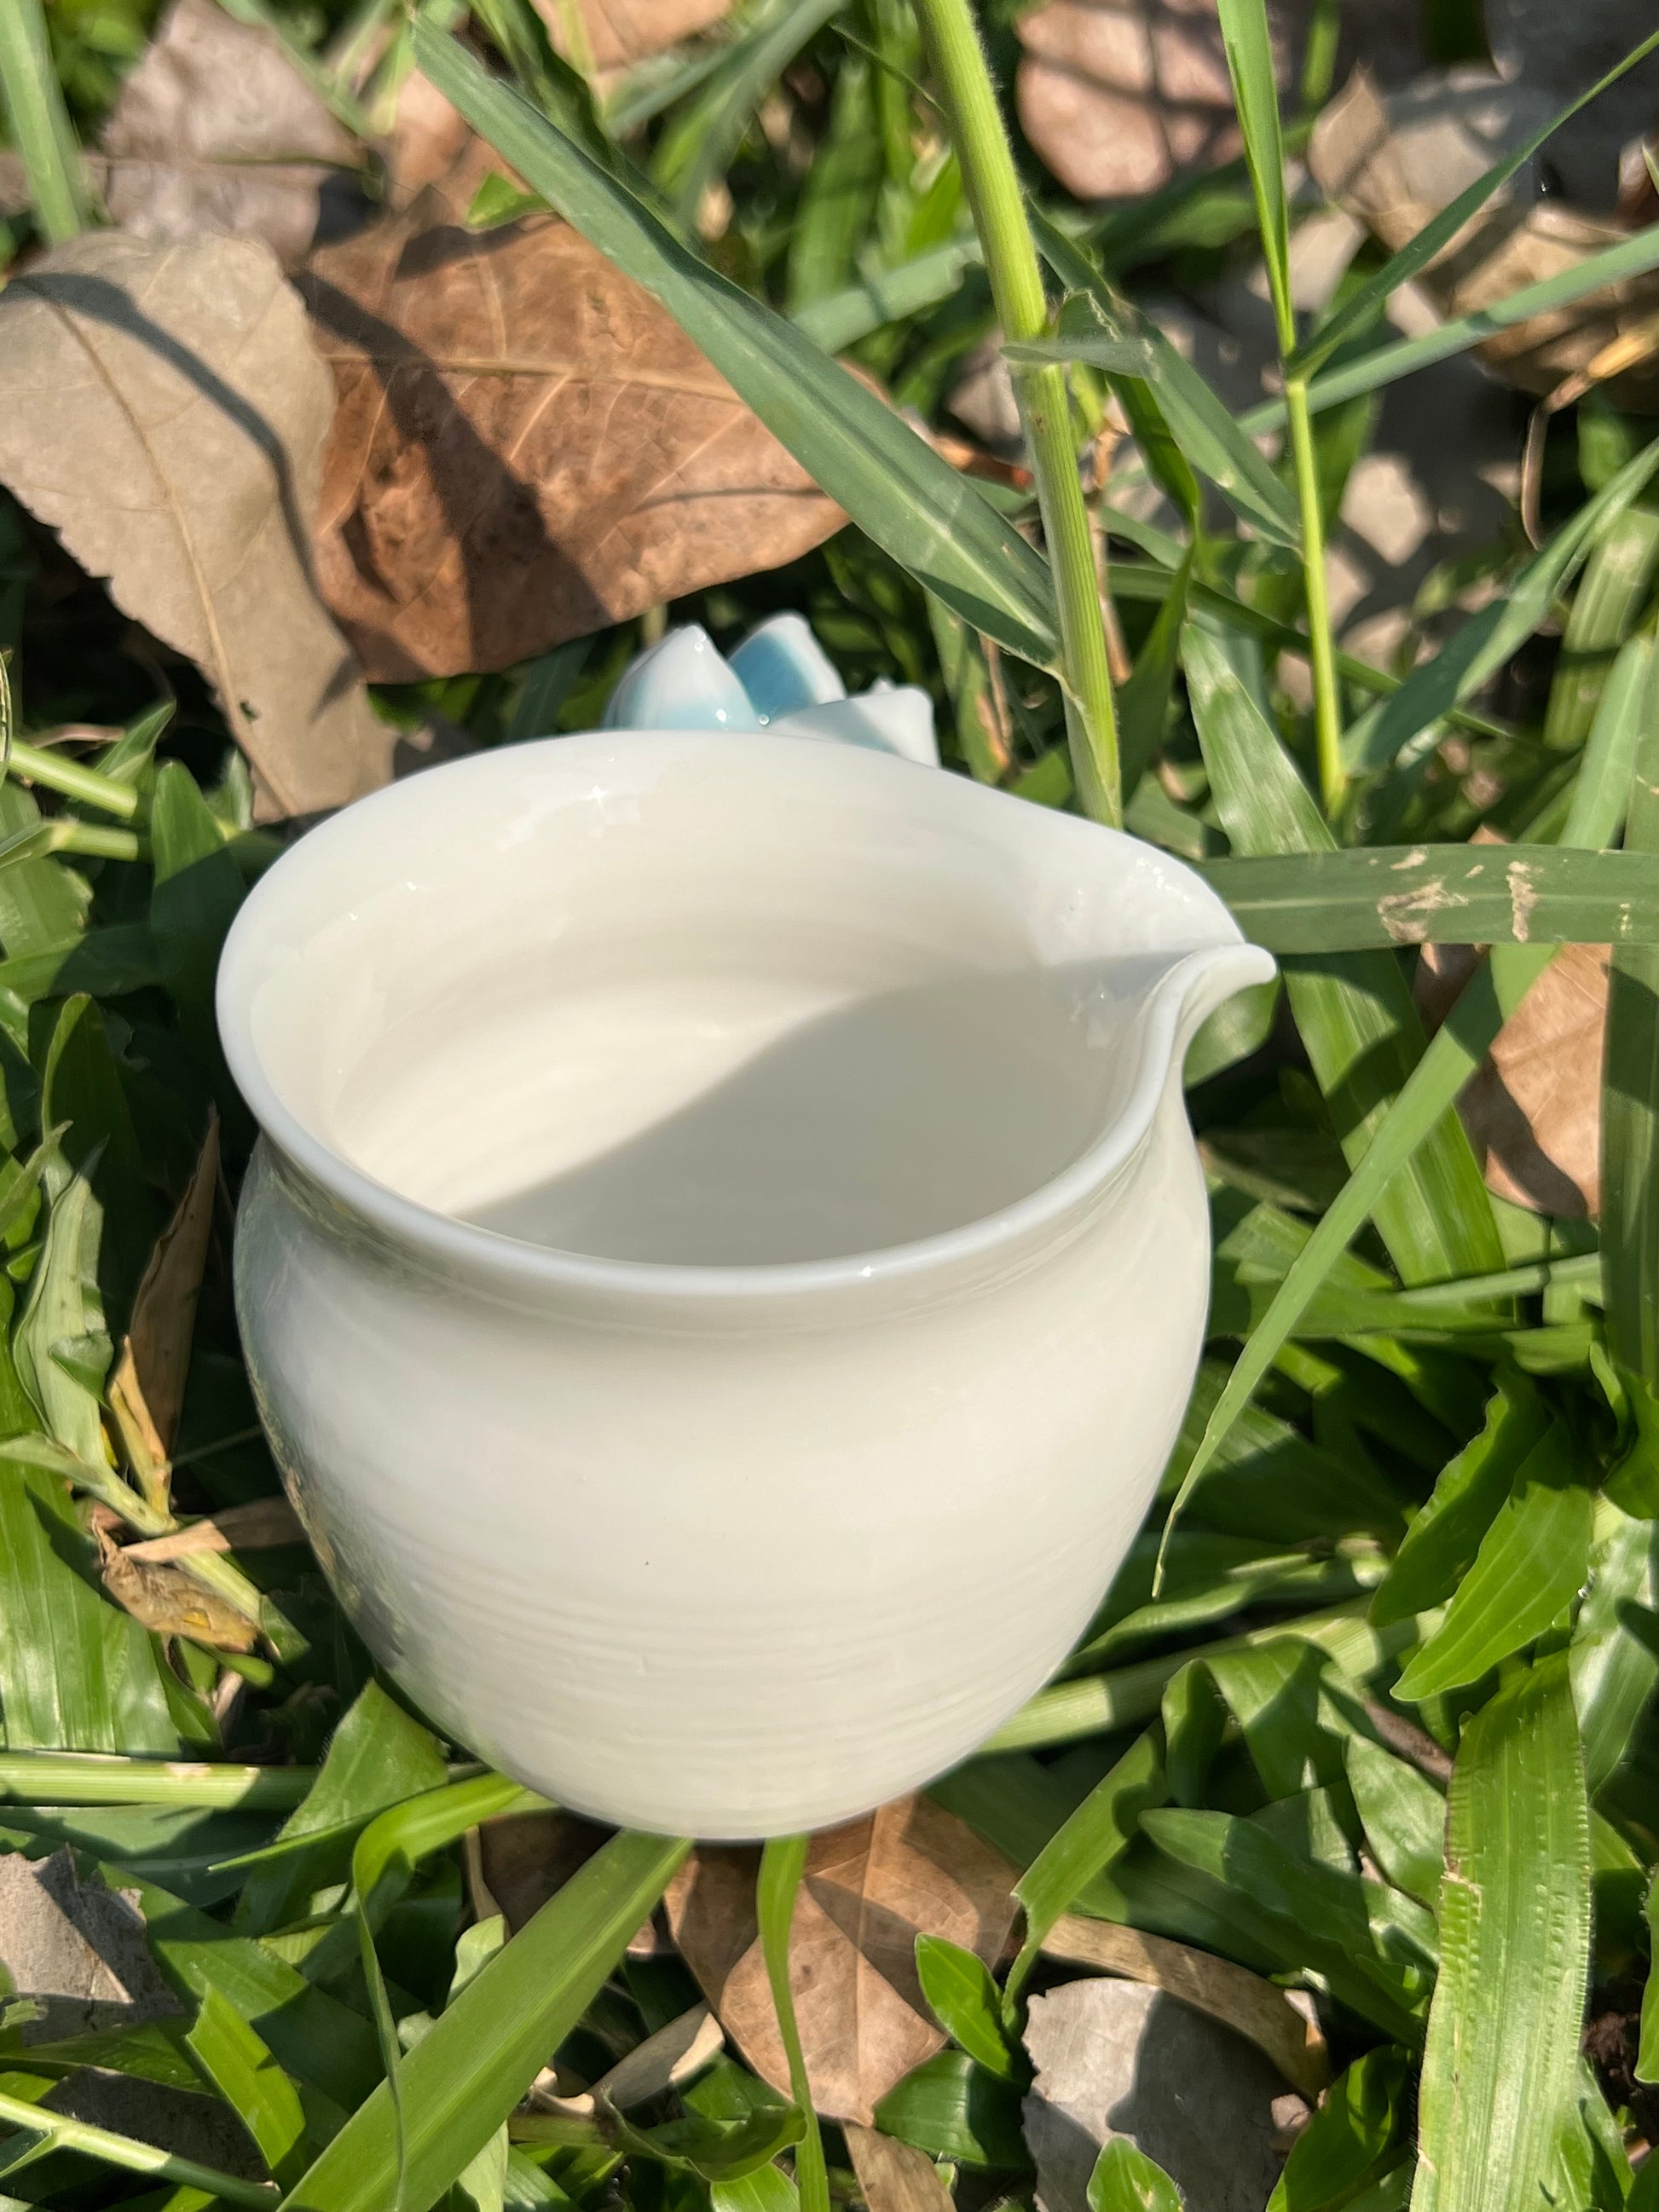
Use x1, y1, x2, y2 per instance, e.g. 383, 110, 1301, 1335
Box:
238, 736, 1208, 1267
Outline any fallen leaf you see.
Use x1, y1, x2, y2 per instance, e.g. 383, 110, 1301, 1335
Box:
545, 0, 734, 74
0, 232, 398, 818
664, 1796, 1019, 2126
1022, 1978, 1290, 2212
299, 161, 843, 679
108, 1113, 219, 1512
97, 1527, 261, 1652
1310, 69, 1659, 408
100, 0, 367, 270
1016, 0, 1294, 202
1458, 940, 1609, 1218
844, 2122, 957, 2212
1040, 1911, 1329, 2099
122, 1496, 304, 1562
385, 68, 473, 208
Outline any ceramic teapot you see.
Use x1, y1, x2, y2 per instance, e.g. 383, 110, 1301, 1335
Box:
218, 619, 1274, 1838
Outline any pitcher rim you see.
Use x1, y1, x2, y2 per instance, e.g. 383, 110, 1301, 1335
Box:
217, 730, 1270, 1302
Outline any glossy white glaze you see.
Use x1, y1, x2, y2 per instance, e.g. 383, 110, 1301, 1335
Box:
218, 731, 1274, 1837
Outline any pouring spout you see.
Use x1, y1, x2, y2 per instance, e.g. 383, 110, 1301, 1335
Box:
1160, 940, 1279, 1066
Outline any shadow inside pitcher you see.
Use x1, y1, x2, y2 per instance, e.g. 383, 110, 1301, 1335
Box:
328, 940, 1171, 1268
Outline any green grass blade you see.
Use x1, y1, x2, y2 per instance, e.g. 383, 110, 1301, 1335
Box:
1214, 0, 1291, 344
789, 237, 981, 352
1572, 1501, 1659, 1798
1013, 270, 1300, 548
914, 1937, 1019, 2079
654, 0, 845, 226
0, 2084, 275, 2206
1345, 1735, 1446, 1908
1344, 434, 1659, 773
1088, 2139, 1182, 2212
1141, 1807, 1428, 2041
185, 1986, 310, 2192
1185, 626, 1501, 1287
0, 1751, 316, 1806
1005, 1731, 1165, 2000
1160, 555, 1659, 1571
352, 1773, 548, 1909
1294, 29, 1659, 378
757, 1836, 828, 2212
409, 20, 1060, 671
1196, 842, 1659, 952
1392, 1424, 1593, 1701
1603, 645, 1659, 1390
1268, 2047, 1408, 2212
1371, 1377, 1546, 1627
986, 1602, 1419, 1752
1298, 222, 1659, 419
125, 1868, 384, 2108
1540, 509, 1659, 756
281, 1828, 689, 2210
0, 0, 89, 245
1411, 1655, 1591, 2212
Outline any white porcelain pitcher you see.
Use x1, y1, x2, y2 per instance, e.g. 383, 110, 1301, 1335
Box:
218, 638, 1274, 1839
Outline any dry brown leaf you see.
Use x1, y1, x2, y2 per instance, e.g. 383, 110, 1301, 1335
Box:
1041, 1912, 1330, 2101
100, 0, 365, 270
385, 69, 473, 209
108, 1114, 219, 1511
664, 1796, 1019, 2126
97, 1528, 259, 1652
0, 232, 397, 818
544, 0, 734, 74
844, 2122, 957, 2212
1458, 940, 1609, 1218
299, 165, 843, 679
122, 1496, 304, 1562
1310, 71, 1659, 408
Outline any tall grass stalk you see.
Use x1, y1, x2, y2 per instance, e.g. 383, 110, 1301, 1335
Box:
0, 0, 88, 245
910, 0, 1122, 827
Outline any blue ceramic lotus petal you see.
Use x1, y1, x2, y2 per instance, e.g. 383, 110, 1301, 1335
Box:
604, 616, 938, 765
604, 625, 761, 732
728, 613, 846, 719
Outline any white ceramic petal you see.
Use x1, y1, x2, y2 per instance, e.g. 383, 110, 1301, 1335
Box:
772, 683, 939, 767
728, 612, 847, 718
603, 624, 760, 732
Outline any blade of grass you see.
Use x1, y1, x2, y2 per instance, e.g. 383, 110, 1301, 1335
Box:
1156, 612, 1645, 1579
1603, 643, 1659, 1391
1214, 0, 1343, 806
409, 20, 1061, 676
1196, 841, 1659, 951
0, 1751, 317, 1806
1186, 626, 1502, 1287
0, 2084, 275, 2205
1410, 1655, 1591, 2212
1004, 1732, 1165, 2003
1295, 26, 1659, 379
280, 1828, 689, 2211
1015, 224, 1300, 551
1392, 1423, 1593, 1700
0, 0, 88, 245
757, 1838, 829, 2212
654, 0, 846, 225
1344, 433, 1659, 773
985, 1600, 1419, 1752
910, 0, 1121, 822
1540, 507, 1659, 754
